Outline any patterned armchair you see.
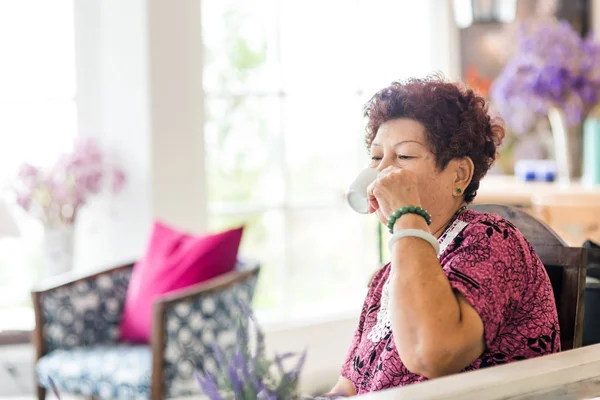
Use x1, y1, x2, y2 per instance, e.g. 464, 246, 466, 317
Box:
31, 258, 260, 400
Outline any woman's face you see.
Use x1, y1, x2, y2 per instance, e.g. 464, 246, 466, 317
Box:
368, 118, 460, 229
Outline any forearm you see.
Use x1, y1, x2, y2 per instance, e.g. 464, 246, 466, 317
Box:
388, 216, 465, 375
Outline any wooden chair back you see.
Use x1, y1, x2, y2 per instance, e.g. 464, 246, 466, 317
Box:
470, 204, 587, 350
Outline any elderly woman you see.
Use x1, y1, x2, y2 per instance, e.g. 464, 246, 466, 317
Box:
329, 77, 559, 396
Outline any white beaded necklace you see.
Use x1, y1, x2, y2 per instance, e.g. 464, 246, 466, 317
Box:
366, 216, 469, 344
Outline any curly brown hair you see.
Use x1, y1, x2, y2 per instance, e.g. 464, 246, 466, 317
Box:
363, 76, 505, 203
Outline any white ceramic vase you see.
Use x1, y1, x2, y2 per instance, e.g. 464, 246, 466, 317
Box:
42, 224, 75, 278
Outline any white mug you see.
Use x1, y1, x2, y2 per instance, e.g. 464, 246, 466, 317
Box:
346, 168, 379, 214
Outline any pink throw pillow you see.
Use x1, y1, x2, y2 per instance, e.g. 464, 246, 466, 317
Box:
119, 221, 244, 343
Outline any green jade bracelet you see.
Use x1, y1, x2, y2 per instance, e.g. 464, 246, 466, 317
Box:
387, 205, 432, 234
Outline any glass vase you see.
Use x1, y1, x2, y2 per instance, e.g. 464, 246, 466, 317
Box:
547, 107, 583, 185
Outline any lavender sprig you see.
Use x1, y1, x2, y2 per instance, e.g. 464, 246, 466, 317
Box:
48, 377, 61, 399
197, 299, 306, 400
195, 370, 224, 400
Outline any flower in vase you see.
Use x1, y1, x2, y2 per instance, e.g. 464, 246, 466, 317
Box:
11, 137, 126, 227
491, 19, 600, 133
18, 163, 40, 180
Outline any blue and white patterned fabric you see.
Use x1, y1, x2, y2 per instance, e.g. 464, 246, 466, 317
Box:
36, 344, 151, 399
163, 272, 258, 398
35, 260, 259, 399
40, 267, 133, 353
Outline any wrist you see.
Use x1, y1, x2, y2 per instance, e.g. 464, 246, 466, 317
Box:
393, 214, 430, 232
388, 228, 440, 255
386, 205, 431, 234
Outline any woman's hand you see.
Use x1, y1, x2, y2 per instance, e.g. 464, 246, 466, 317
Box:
367, 167, 422, 220
326, 376, 355, 398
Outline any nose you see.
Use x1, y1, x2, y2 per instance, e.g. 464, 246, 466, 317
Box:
377, 155, 394, 172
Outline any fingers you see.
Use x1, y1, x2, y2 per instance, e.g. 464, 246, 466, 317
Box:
368, 172, 389, 199
367, 176, 384, 213
376, 167, 403, 186
368, 197, 379, 213
380, 166, 396, 176
366, 180, 376, 199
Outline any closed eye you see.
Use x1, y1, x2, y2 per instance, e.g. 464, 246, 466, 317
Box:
371, 156, 382, 161
398, 155, 414, 160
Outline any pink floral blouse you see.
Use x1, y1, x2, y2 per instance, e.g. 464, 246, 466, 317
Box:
341, 210, 560, 394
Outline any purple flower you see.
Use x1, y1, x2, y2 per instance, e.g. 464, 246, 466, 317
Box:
197, 300, 306, 399
491, 19, 600, 133
227, 361, 243, 395
48, 377, 61, 399
194, 371, 223, 400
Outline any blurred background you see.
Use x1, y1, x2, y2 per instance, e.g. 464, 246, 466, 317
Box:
0, 0, 597, 397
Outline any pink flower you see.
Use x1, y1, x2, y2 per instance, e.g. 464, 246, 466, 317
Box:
50, 181, 68, 203
112, 168, 126, 193
81, 172, 103, 194
18, 163, 39, 179
12, 137, 126, 226
16, 194, 31, 211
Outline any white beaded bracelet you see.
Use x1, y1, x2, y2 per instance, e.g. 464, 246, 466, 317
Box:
388, 229, 440, 255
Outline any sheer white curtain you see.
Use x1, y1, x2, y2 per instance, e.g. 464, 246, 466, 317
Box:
0, 0, 77, 329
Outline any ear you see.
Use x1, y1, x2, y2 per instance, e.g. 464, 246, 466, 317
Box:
452, 157, 474, 196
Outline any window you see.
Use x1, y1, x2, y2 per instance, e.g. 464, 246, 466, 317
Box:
0, 1, 77, 331
203, 0, 436, 321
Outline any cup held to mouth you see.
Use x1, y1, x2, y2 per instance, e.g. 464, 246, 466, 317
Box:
346, 168, 379, 214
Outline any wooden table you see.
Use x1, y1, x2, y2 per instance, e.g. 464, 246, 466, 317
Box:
475, 175, 600, 207
359, 343, 600, 400
476, 175, 600, 246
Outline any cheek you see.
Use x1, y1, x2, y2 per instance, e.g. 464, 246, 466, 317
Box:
411, 161, 453, 206
417, 175, 448, 208
418, 181, 436, 202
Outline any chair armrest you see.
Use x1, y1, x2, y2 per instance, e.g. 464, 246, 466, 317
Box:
157, 267, 259, 306
32, 262, 135, 359
32, 261, 136, 294
151, 265, 260, 399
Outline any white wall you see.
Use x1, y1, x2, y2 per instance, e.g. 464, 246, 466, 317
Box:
72, 0, 206, 271
73, 0, 153, 270
431, 0, 461, 80
146, 0, 206, 236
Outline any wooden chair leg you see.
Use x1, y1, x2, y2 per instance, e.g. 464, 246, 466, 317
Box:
37, 385, 46, 400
